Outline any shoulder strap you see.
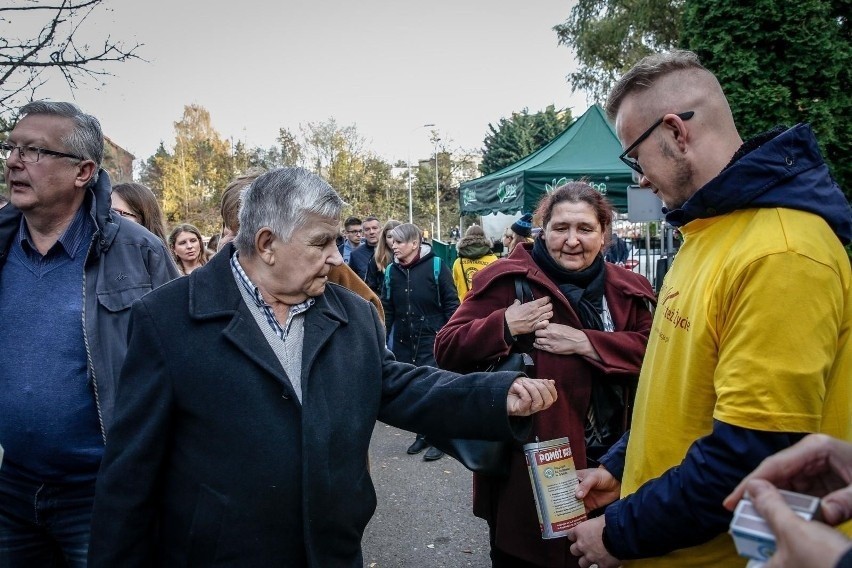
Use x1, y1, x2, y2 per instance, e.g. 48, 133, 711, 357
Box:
460, 257, 470, 292
383, 265, 392, 300
433, 256, 442, 307
514, 277, 533, 303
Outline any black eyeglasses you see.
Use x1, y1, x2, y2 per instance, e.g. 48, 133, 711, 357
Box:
0, 142, 85, 164
619, 111, 694, 175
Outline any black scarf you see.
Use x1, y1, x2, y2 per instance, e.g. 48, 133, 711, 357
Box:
531, 236, 606, 330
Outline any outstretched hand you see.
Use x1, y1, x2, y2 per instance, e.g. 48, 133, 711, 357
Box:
506, 377, 557, 416
576, 467, 622, 512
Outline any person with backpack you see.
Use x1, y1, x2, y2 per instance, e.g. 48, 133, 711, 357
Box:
382, 223, 459, 461
452, 225, 499, 303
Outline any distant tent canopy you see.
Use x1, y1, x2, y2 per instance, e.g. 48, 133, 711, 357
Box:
460, 105, 635, 215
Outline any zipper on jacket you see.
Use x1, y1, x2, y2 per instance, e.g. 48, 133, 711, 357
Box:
81, 232, 107, 443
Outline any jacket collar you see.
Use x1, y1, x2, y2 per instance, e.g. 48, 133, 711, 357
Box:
664, 124, 852, 244
188, 244, 352, 396
189, 243, 353, 325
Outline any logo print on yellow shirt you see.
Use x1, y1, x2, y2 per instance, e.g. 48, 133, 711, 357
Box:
659, 285, 691, 332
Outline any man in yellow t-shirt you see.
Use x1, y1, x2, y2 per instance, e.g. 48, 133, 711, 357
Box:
566, 49, 852, 568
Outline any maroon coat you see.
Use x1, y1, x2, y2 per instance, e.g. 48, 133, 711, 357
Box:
434, 243, 655, 567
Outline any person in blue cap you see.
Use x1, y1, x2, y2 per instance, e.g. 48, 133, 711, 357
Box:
506, 213, 535, 255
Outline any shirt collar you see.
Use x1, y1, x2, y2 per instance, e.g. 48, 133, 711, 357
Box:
229, 251, 315, 313
17, 205, 94, 259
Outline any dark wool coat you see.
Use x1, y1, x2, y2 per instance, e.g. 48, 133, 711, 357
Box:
381, 246, 459, 366
434, 243, 656, 568
89, 245, 529, 568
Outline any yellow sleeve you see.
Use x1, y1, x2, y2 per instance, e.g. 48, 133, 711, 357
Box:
713, 251, 845, 432
452, 259, 466, 303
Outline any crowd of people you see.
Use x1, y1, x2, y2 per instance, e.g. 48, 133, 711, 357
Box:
0, 47, 850, 568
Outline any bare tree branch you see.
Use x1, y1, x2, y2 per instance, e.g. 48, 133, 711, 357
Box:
0, 0, 142, 115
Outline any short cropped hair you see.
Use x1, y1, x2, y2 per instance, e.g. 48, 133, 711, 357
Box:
343, 216, 362, 230
605, 50, 707, 121
234, 167, 345, 256
389, 223, 422, 244
19, 101, 104, 186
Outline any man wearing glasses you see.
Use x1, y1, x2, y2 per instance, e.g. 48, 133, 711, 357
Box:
0, 101, 177, 566
567, 50, 852, 568
337, 215, 362, 264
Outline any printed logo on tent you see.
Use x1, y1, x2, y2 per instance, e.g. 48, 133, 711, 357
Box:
462, 188, 478, 206
497, 181, 519, 203
545, 177, 608, 195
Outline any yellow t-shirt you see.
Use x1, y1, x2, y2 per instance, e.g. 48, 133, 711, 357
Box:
621, 208, 852, 568
452, 254, 498, 302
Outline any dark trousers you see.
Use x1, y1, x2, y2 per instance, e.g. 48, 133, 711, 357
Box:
0, 469, 94, 568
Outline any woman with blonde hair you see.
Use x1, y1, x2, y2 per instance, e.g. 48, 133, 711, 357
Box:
374, 219, 402, 278
169, 223, 208, 276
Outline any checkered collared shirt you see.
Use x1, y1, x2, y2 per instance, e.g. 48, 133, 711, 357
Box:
230, 252, 314, 341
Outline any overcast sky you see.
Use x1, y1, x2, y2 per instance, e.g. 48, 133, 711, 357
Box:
33, 0, 589, 166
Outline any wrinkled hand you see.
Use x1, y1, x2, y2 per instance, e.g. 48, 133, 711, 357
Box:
567, 516, 622, 568
505, 296, 553, 337
534, 322, 599, 361
744, 479, 851, 568
724, 434, 852, 525
506, 377, 557, 416
576, 467, 622, 512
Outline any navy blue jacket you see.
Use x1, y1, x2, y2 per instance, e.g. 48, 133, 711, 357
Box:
601, 124, 851, 559
349, 242, 381, 295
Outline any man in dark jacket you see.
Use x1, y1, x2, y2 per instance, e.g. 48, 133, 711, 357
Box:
0, 101, 178, 566
568, 50, 852, 568
88, 167, 557, 567
349, 214, 382, 294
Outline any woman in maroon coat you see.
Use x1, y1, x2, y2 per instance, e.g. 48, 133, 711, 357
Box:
434, 182, 656, 568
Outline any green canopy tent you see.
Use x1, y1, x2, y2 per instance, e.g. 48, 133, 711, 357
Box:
459, 104, 634, 215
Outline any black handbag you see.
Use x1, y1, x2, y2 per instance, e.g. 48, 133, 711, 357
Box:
431, 278, 533, 478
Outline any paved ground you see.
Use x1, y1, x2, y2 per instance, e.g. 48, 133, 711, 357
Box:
361, 423, 492, 568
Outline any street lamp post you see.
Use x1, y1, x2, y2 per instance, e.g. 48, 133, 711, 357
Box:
407, 123, 435, 223
434, 136, 441, 241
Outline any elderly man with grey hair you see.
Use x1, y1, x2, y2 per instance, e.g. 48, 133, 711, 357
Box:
88, 167, 558, 567
0, 101, 178, 565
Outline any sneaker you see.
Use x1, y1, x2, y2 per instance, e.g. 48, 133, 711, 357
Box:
423, 446, 444, 461
407, 436, 428, 455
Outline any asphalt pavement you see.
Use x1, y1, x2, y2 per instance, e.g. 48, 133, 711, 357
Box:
362, 423, 492, 568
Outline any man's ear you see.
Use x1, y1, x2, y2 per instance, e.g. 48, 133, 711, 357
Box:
74, 161, 98, 189
664, 113, 690, 153
254, 228, 277, 265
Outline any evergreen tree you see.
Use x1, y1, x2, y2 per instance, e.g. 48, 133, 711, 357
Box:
480, 105, 571, 175
683, 0, 851, 200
